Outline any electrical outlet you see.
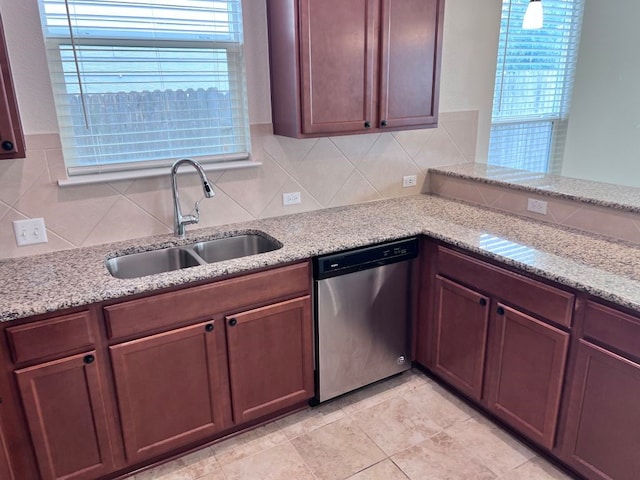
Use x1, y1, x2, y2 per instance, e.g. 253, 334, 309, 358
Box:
403, 175, 418, 188
527, 198, 548, 215
283, 192, 301, 206
13, 218, 48, 246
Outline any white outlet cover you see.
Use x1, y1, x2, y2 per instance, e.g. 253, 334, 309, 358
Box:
403, 175, 418, 188
283, 192, 301, 206
13, 218, 48, 246
527, 198, 548, 215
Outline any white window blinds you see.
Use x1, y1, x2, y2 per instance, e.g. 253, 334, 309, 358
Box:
489, 0, 584, 174
38, 0, 251, 179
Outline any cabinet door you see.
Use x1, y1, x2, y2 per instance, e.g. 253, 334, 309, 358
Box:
485, 304, 569, 449
226, 296, 313, 423
561, 340, 640, 480
110, 321, 229, 464
378, 0, 443, 129
15, 352, 115, 480
299, 0, 378, 134
430, 275, 490, 400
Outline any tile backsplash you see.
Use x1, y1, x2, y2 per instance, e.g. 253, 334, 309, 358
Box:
0, 111, 478, 259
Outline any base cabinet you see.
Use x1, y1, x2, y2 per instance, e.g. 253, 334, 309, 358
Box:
430, 275, 489, 399
559, 300, 640, 480
15, 352, 115, 480
110, 321, 230, 464
422, 245, 572, 451
226, 296, 314, 423
485, 304, 569, 449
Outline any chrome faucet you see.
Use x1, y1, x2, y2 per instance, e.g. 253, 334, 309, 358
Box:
171, 159, 215, 237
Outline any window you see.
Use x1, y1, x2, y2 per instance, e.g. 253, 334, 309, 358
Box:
489, 0, 584, 174
38, 0, 251, 183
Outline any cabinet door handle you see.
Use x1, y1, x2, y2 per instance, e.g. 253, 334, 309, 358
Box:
380, 120, 388, 127
1, 140, 14, 151
228, 318, 237, 327
496, 306, 505, 315
364, 121, 371, 128
205, 323, 214, 332
83, 354, 95, 364
479, 298, 487, 306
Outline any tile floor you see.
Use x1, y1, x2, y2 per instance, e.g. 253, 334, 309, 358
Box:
126, 370, 575, 480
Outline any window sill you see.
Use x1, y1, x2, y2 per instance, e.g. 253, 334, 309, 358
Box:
57, 159, 262, 187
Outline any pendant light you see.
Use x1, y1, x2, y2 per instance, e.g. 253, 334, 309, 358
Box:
523, 0, 543, 29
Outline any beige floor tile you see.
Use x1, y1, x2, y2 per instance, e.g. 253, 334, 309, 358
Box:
275, 401, 346, 440
222, 442, 315, 480
352, 395, 441, 455
346, 459, 409, 480
133, 446, 223, 480
391, 431, 496, 480
445, 416, 536, 477
502, 456, 575, 480
334, 371, 425, 417
292, 417, 386, 480
406, 382, 477, 429
211, 422, 288, 466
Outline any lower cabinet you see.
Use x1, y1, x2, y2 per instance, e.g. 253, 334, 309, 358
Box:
15, 351, 115, 480
484, 304, 569, 449
422, 245, 573, 451
559, 302, 640, 480
110, 321, 230, 464
430, 275, 489, 399
226, 296, 313, 423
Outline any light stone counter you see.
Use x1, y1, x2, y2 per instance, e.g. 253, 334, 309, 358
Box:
1, 194, 640, 322
430, 162, 640, 213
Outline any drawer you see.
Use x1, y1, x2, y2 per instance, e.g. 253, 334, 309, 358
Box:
104, 261, 311, 340
583, 301, 640, 361
6, 311, 95, 364
437, 246, 574, 328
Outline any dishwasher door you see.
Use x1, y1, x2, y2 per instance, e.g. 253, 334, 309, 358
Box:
315, 260, 412, 402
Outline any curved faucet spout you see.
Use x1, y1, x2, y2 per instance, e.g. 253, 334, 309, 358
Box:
171, 159, 215, 237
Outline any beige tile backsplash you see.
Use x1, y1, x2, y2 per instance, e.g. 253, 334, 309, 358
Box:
430, 173, 640, 244
0, 111, 478, 259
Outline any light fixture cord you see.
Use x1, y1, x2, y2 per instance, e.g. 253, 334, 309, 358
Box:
64, 0, 90, 129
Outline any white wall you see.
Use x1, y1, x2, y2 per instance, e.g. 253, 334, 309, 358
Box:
439, 0, 501, 162
562, 0, 640, 187
0, 0, 501, 154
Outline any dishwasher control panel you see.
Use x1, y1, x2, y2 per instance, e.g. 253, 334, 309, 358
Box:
314, 237, 418, 279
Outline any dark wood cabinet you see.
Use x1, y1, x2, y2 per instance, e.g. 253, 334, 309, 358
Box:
226, 296, 313, 423
15, 351, 115, 480
110, 321, 230, 464
485, 304, 569, 449
421, 244, 573, 451
560, 301, 640, 480
0, 15, 25, 159
267, 0, 444, 137
0, 412, 16, 480
430, 275, 489, 399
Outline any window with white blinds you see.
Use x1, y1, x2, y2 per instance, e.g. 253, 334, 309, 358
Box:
489, 0, 584, 174
38, 0, 251, 182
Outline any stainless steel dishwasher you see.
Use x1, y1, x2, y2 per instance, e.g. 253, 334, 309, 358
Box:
313, 237, 418, 403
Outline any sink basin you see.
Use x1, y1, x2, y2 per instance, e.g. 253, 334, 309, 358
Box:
106, 247, 202, 279
106, 233, 282, 279
191, 234, 282, 263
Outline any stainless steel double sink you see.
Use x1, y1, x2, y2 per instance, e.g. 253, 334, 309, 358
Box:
106, 233, 282, 279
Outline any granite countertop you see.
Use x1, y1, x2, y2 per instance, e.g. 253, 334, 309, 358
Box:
1, 194, 640, 322
430, 163, 640, 214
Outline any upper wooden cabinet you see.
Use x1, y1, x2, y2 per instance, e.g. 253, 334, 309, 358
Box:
0, 15, 25, 159
266, 0, 444, 138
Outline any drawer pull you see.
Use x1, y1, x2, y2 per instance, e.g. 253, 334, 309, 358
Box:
83, 354, 95, 364
497, 306, 505, 315
479, 298, 487, 306
205, 323, 214, 332
228, 318, 237, 327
